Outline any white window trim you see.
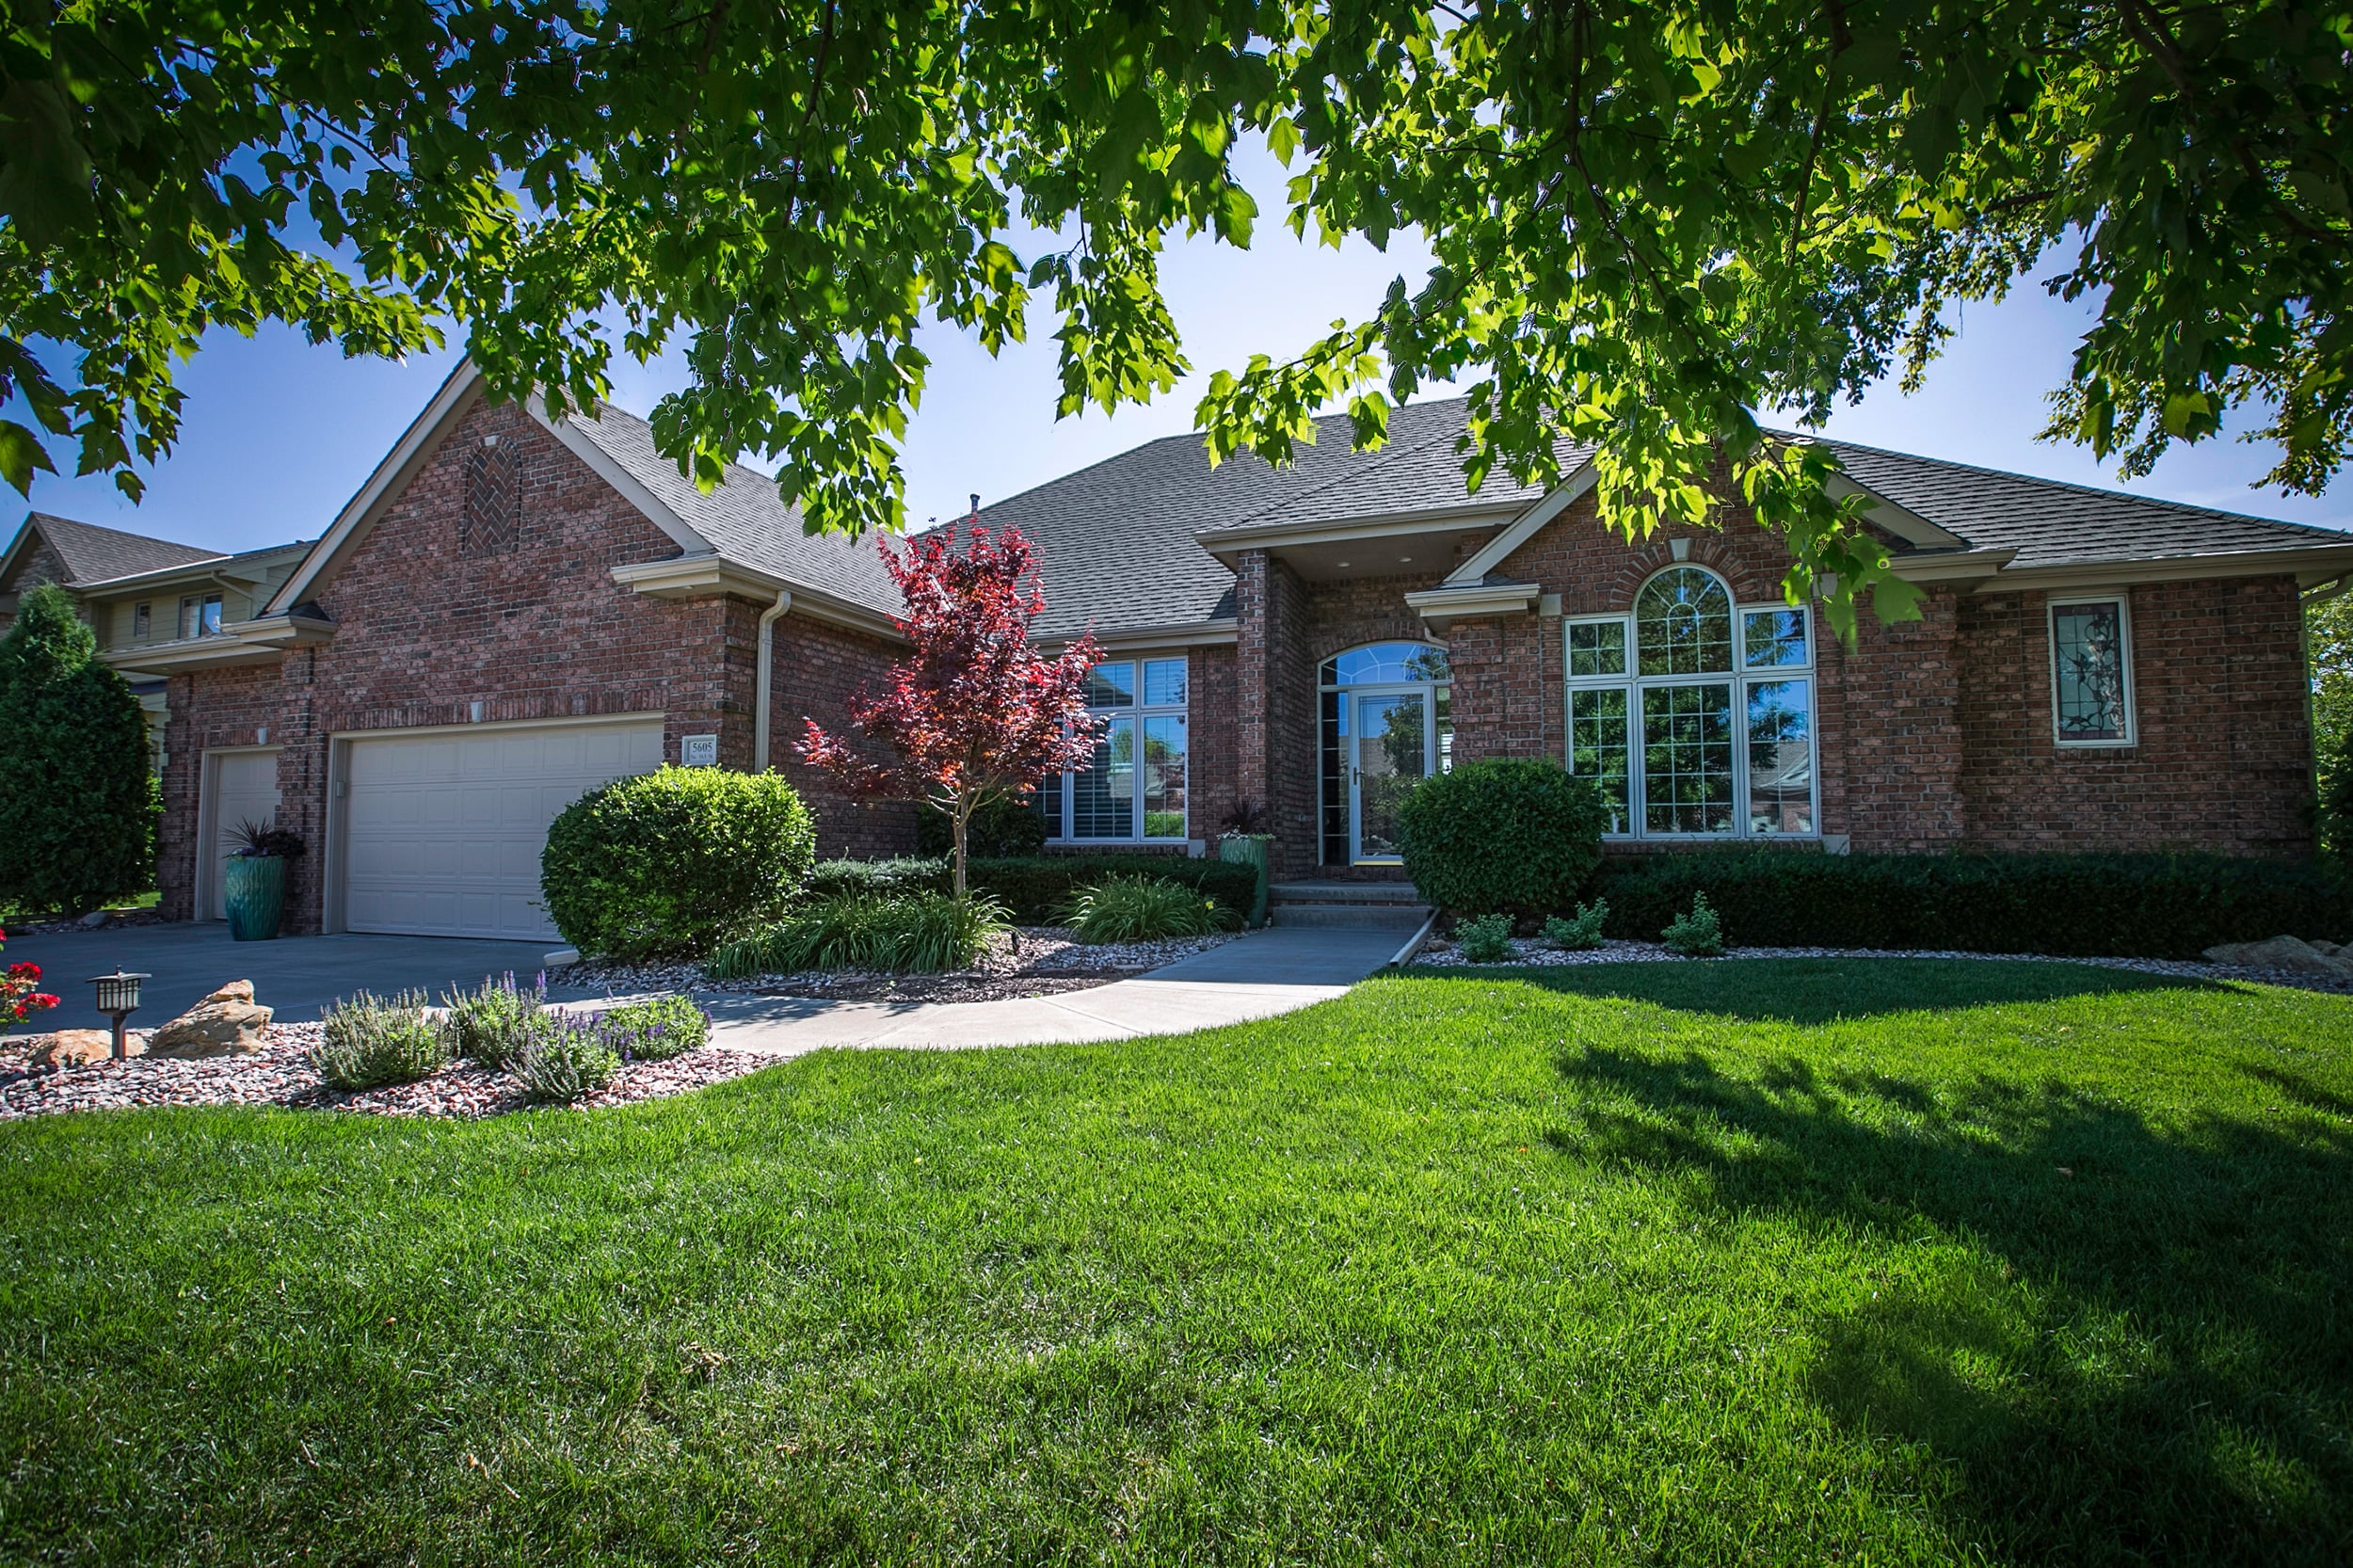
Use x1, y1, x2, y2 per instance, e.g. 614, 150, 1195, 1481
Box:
1562, 583, 1821, 841
1044, 656, 1192, 844
2049, 592, 2136, 749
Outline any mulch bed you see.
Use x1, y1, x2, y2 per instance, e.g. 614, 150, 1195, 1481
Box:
566, 927, 1235, 1005
0, 1022, 773, 1123
1409, 936, 2353, 995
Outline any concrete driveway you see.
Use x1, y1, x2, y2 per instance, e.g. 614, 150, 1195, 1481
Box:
3, 922, 564, 1036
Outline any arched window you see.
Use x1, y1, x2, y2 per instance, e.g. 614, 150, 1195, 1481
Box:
1320, 641, 1451, 865
1562, 567, 1817, 839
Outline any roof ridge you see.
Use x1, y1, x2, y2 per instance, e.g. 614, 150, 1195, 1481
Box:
1218, 403, 1476, 529
1793, 429, 2353, 540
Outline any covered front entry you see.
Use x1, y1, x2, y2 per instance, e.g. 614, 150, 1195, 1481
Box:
335, 715, 664, 940
1319, 642, 1451, 866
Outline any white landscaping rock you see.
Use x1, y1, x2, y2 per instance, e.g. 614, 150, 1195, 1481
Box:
2199, 936, 2353, 978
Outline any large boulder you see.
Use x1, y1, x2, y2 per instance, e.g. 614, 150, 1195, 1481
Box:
146, 982, 272, 1058
26, 1029, 143, 1068
2201, 936, 2353, 977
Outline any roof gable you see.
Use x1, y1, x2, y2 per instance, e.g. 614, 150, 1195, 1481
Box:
4, 512, 222, 588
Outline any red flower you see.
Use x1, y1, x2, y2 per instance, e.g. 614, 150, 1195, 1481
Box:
30, 994, 58, 1009
8, 961, 40, 981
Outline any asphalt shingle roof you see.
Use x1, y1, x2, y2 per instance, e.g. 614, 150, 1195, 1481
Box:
982, 401, 1523, 640
17, 513, 224, 585
980, 396, 2350, 635
1815, 436, 2353, 568
566, 405, 904, 616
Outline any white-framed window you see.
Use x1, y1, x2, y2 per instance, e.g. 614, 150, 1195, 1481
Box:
1040, 656, 1190, 841
179, 592, 223, 639
132, 600, 151, 639
2049, 595, 2134, 747
1563, 564, 1817, 839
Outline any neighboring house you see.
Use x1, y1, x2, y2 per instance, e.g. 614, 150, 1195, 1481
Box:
0, 512, 312, 773
57, 358, 2353, 941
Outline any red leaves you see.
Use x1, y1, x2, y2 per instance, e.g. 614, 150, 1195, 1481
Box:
798, 522, 1104, 813
0, 929, 56, 1025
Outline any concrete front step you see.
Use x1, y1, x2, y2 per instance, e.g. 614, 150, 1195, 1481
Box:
1269, 879, 1426, 904
1269, 903, 1432, 932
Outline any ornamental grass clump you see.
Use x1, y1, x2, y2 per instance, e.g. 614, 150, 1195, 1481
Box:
510, 1013, 623, 1103
1662, 892, 1725, 957
311, 989, 452, 1090
1455, 913, 1516, 964
596, 994, 712, 1061
1059, 873, 1236, 943
440, 971, 547, 1069
708, 891, 1005, 977
1544, 901, 1609, 952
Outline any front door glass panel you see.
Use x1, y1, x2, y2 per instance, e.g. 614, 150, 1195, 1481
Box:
1353, 693, 1428, 860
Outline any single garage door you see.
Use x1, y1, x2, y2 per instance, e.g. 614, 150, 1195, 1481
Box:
343, 718, 664, 939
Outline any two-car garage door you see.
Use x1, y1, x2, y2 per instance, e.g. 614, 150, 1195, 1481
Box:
343, 719, 664, 940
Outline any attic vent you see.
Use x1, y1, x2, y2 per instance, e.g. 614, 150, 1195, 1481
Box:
461, 444, 521, 557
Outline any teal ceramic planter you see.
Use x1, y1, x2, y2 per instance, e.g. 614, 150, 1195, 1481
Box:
223, 856, 287, 941
1217, 836, 1273, 928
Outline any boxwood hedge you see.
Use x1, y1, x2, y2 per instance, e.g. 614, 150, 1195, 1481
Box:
1589, 848, 2351, 959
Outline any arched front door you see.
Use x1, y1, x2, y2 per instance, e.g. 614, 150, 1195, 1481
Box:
1318, 642, 1451, 865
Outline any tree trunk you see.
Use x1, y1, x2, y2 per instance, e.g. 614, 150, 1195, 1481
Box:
951, 795, 970, 900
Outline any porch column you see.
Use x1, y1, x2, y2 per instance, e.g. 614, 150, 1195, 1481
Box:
1235, 548, 1317, 874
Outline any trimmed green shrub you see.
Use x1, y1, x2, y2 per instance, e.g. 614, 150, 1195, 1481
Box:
1590, 848, 2353, 959
1661, 892, 1725, 957
311, 990, 452, 1090
708, 891, 1008, 977
1060, 874, 1239, 942
541, 764, 816, 959
785, 854, 1258, 926
967, 855, 1258, 924
440, 972, 547, 1069
1397, 758, 1607, 920
1543, 901, 1609, 951
915, 793, 1048, 858
597, 994, 712, 1061
511, 1014, 622, 1102
0, 583, 158, 914
1455, 913, 1515, 963
803, 856, 955, 902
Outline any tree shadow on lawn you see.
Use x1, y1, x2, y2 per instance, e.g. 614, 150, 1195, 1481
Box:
1441, 954, 2246, 1024
1549, 1041, 2353, 1564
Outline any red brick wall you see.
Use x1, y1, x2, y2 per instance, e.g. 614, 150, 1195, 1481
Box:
765, 614, 918, 858
1956, 577, 2313, 856
0, 534, 69, 634
158, 393, 904, 928
1241, 482, 2317, 863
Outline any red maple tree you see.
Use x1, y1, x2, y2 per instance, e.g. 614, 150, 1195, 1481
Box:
799, 523, 1104, 897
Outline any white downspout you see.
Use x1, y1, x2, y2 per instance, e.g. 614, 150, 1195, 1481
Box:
753, 589, 793, 772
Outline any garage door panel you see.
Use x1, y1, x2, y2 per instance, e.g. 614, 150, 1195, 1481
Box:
344, 719, 663, 940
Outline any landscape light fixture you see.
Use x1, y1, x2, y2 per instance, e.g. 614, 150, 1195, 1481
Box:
85, 968, 149, 1060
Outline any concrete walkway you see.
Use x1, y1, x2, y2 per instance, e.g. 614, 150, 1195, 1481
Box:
689, 926, 1405, 1058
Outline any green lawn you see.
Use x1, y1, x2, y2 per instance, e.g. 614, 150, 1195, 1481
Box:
2, 960, 2348, 1564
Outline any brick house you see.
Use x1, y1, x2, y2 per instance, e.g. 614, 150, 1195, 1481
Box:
17, 360, 2351, 938
984, 397, 2353, 877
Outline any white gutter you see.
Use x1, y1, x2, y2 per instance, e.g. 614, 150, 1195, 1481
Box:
753, 589, 793, 771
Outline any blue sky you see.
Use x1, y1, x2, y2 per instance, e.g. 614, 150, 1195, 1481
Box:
14, 150, 2351, 554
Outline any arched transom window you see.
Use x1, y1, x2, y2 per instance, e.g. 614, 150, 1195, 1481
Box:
1563, 566, 1817, 839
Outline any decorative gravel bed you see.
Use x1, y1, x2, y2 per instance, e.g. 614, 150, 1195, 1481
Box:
565, 926, 1236, 1004
0, 1021, 774, 1123
1410, 936, 2353, 995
